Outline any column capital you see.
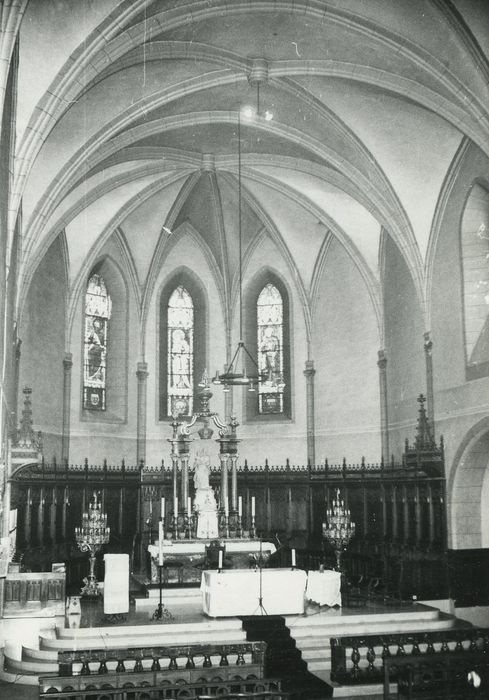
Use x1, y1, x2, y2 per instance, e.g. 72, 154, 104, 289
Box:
63, 352, 73, 371
136, 361, 149, 380
377, 349, 387, 370
303, 359, 316, 377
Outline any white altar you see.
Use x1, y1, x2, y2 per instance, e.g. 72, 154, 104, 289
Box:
103, 553, 129, 615
200, 567, 306, 617
306, 569, 342, 607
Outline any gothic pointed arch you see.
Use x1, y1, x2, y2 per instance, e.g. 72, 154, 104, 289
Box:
460, 180, 489, 379
158, 268, 207, 420
243, 269, 292, 421
81, 256, 128, 423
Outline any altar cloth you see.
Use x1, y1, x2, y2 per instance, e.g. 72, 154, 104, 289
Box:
200, 567, 306, 617
148, 539, 276, 558
103, 554, 129, 615
306, 569, 342, 607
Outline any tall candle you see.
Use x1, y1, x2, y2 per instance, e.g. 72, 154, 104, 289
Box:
238, 496, 242, 517
224, 497, 229, 516
158, 520, 164, 566
251, 496, 255, 518
187, 496, 192, 515
291, 548, 296, 567
161, 497, 165, 518
218, 550, 223, 569
149, 499, 153, 516
174, 496, 178, 515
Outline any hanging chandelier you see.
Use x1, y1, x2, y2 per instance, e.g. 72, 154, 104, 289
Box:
212, 90, 272, 391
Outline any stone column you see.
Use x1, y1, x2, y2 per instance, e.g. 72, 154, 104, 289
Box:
61, 353, 73, 464
136, 362, 149, 465
424, 332, 435, 436
230, 455, 238, 512
12, 339, 21, 428
303, 360, 316, 466
377, 350, 389, 461
220, 454, 229, 511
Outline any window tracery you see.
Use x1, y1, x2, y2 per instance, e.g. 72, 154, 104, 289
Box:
167, 285, 194, 416
83, 274, 111, 410
257, 283, 285, 414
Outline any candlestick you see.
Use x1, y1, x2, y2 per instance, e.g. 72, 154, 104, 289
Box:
238, 495, 242, 517
158, 520, 164, 566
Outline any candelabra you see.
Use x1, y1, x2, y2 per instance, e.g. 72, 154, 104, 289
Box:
75, 492, 110, 596
322, 488, 355, 571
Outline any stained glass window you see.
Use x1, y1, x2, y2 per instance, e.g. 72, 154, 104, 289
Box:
168, 286, 194, 416
461, 183, 489, 377
257, 283, 285, 414
83, 274, 111, 410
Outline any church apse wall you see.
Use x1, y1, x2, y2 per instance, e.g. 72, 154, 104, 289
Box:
313, 238, 381, 463
18, 234, 66, 460
383, 234, 425, 459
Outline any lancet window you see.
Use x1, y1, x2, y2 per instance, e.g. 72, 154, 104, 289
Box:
461, 182, 489, 379
257, 283, 285, 414
83, 274, 111, 410
167, 286, 194, 416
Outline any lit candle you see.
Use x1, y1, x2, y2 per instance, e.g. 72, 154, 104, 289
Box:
291, 548, 296, 567
187, 496, 192, 515
161, 497, 165, 518
218, 550, 223, 569
238, 496, 242, 517
251, 496, 255, 518
158, 520, 164, 566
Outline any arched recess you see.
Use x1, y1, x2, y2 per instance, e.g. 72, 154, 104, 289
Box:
448, 417, 489, 549
158, 267, 208, 421
243, 268, 292, 422
80, 256, 128, 424
460, 180, 489, 379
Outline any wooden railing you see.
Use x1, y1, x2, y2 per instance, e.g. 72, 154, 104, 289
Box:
56, 641, 265, 678
2, 571, 65, 616
330, 628, 489, 686
39, 676, 289, 699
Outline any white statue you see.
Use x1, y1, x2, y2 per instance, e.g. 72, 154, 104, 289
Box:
192, 450, 218, 539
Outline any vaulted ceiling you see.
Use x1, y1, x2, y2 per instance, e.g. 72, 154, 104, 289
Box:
13, 0, 489, 326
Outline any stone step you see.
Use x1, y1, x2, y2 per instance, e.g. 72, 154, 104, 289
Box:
41, 628, 247, 650
56, 616, 241, 639
286, 614, 455, 639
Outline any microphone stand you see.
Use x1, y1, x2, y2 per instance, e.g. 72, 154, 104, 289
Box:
253, 538, 267, 616
152, 563, 173, 622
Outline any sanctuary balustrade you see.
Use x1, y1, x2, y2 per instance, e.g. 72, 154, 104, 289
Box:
330, 627, 489, 687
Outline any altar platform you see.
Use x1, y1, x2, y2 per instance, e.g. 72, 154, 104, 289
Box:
0, 591, 460, 700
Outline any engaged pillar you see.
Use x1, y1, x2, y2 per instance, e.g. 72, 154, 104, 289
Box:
377, 349, 389, 461
424, 332, 435, 435
61, 353, 73, 463
136, 362, 149, 465
303, 360, 316, 465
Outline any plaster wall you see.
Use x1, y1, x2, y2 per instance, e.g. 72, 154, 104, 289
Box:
313, 238, 381, 463
429, 142, 489, 548
144, 229, 227, 467
67, 233, 138, 465
383, 234, 425, 458
18, 235, 66, 459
